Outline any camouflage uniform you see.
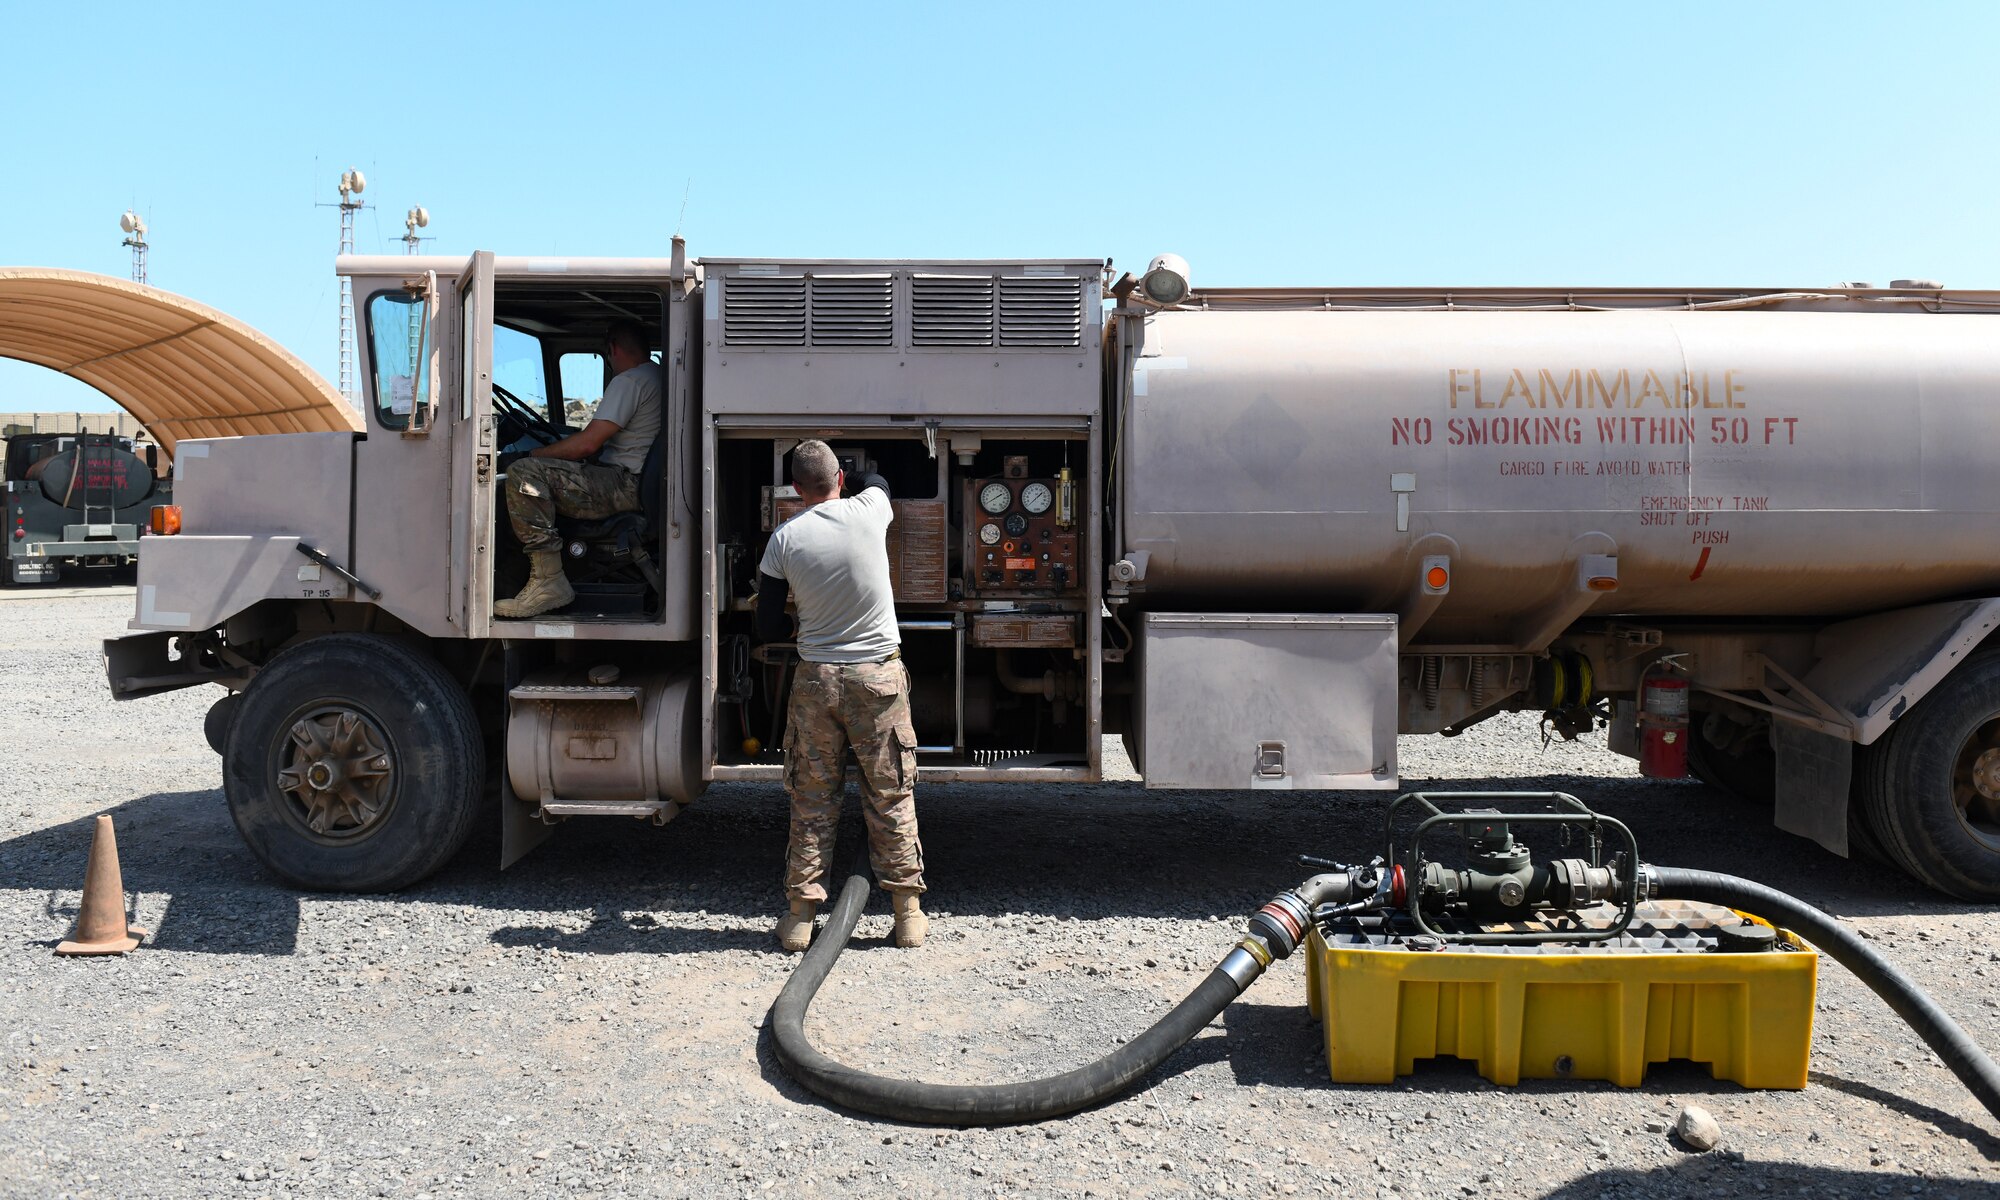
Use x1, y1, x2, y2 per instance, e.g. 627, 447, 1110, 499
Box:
503, 458, 640, 552
783, 657, 925, 902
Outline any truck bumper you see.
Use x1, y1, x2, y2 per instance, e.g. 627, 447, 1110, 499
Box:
104, 630, 245, 699
22, 539, 141, 559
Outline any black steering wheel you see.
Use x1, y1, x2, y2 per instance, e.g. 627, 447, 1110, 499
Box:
492, 383, 562, 445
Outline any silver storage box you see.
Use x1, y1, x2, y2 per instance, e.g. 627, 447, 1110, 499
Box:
1138, 613, 1398, 790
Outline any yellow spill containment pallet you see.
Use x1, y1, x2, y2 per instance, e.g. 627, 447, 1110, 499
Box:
1304, 901, 1817, 1089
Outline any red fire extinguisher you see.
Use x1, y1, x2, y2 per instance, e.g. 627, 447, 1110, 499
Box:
1638, 665, 1691, 779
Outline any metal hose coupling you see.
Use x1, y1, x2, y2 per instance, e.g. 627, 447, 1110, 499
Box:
1223, 873, 1361, 989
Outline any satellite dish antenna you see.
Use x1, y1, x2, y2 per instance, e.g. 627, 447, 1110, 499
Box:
339, 168, 367, 197
407, 205, 429, 231
118, 210, 144, 235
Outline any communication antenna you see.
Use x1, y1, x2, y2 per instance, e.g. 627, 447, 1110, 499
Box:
335, 168, 367, 405
402, 205, 431, 254
118, 210, 149, 285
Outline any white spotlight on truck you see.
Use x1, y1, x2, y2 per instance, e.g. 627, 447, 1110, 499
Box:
1141, 253, 1192, 306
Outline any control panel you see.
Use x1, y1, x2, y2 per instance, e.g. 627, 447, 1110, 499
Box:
963, 459, 1079, 595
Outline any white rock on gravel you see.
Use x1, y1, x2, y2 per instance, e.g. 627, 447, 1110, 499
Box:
1675, 1104, 1723, 1151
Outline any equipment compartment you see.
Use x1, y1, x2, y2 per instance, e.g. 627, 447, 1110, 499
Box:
1136, 613, 1398, 789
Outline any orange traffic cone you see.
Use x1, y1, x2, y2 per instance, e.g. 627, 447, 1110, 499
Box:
56, 815, 146, 956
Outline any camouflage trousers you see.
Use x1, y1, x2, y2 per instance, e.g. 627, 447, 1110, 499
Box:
783, 657, 925, 903
503, 458, 640, 553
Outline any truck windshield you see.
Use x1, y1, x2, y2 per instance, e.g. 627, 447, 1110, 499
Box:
494, 325, 550, 421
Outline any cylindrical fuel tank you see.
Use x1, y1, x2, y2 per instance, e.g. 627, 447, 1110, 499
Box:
506, 671, 704, 805
33, 443, 156, 510
1117, 307, 2000, 643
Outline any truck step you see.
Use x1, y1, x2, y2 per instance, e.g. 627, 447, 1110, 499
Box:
535, 798, 676, 822
508, 683, 642, 708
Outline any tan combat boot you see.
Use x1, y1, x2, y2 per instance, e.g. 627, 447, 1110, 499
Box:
494, 550, 575, 619
892, 892, 928, 948
776, 901, 816, 953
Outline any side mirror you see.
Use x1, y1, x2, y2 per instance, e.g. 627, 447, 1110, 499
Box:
403, 271, 441, 438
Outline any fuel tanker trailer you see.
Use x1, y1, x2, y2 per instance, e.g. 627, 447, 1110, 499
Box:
3, 428, 168, 583
75, 248, 2000, 899
1109, 272, 2000, 898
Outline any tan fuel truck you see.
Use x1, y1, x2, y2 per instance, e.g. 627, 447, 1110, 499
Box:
83, 247, 2000, 899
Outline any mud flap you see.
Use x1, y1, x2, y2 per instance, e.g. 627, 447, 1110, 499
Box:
497, 640, 554, 869
1773, 723, 1852, 857
499, 766, 555, 869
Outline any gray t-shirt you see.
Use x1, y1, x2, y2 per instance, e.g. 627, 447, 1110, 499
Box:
757, 489, 899, 663
593, 362, 664, 474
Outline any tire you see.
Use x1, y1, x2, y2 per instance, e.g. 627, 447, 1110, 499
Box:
1844, 750, 1895, 867
1686, 711, 1777, 805
203, 692, 242, 756
223, 633, 483, 892
1855, 650, 2000, 900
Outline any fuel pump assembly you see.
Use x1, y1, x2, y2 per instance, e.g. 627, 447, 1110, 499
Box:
772, 791, 2000, 1130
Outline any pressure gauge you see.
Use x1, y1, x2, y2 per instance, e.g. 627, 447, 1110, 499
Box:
1020, 482, 1053, 514
1004, 512, 1029, 537
979, 522, 1002, 545
979, 482, 1012, 515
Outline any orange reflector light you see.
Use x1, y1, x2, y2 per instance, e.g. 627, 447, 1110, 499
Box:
1587, 575, 1618, 592
1425, 565, 1449, 590
149, 505, 181, 536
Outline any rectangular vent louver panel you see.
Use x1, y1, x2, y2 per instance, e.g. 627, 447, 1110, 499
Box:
809, 275, 894, 346
723, 275, 807, 346
999, 276, 1083, 347
912, 274, 997, 346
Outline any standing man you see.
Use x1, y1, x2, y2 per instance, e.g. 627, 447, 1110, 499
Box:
495, 319, 663, 618
755, 440, 927, 952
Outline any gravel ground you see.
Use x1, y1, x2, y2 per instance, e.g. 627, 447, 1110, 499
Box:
4, 583, 2000, 1199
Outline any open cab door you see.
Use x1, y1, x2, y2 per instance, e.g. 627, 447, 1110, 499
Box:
448, 251, 497, 636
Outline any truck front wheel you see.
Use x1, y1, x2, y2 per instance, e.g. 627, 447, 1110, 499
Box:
223, 634, 483, 892
1856, 651, 2000, 900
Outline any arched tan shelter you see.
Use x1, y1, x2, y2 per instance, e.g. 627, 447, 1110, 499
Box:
0, 267, 360, 457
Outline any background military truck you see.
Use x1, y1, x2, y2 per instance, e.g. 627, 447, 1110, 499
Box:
4, 418, 167, 583
88, 248, 2000, 901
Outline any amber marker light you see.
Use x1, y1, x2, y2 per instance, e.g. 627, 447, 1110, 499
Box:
1425, 565, 1449, 590
149, 505, 181, 535
1587, 575, 1619, 592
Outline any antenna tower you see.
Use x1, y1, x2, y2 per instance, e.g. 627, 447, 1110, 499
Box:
335, 168, 367, 405
118, 211, 149, 284
403, 205, 431, 254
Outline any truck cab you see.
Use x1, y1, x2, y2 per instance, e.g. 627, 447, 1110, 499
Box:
109, 246, 1132, 892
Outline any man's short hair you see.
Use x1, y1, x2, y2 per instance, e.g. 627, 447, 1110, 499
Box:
606, 320, 649, 359
791, 439, 840, 497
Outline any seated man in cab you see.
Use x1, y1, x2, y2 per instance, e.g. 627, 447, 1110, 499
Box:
495, 319, 663, 618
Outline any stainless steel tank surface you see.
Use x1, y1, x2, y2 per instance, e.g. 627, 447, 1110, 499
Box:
1117, 308, 2000, 641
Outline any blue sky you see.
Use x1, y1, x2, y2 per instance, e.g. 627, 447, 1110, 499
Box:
3, 1, 1994, 412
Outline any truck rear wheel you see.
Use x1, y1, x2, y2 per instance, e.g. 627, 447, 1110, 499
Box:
223, 633, 483, 892
1856, 651, 2000, 900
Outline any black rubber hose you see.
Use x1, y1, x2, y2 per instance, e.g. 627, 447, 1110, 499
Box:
1652, 866, 2000, 1121
769, 865, 1258, 1126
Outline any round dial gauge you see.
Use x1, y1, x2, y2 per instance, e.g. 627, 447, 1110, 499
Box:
1004, 512, 1029, 537
978, 482, 1013, 514
978, 522, 1002, 545
1020, 482, 1054, 514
